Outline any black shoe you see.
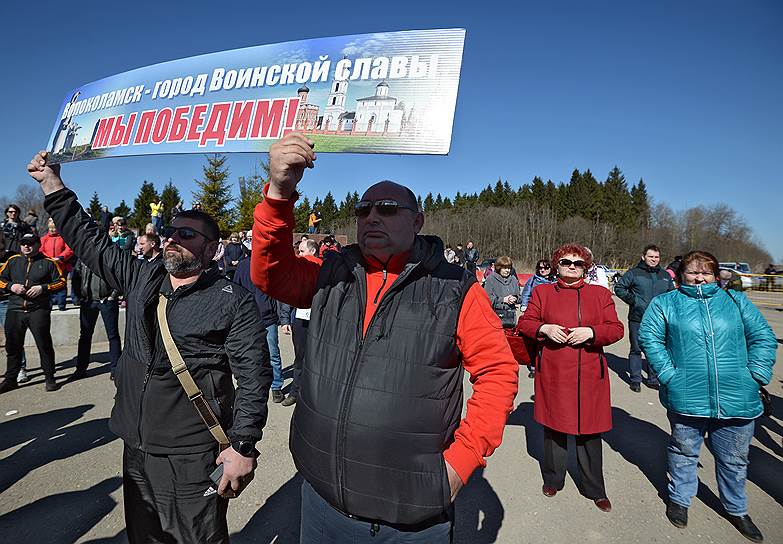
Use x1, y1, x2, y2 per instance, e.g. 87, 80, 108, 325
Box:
0, 379, 19, 394
726, 514, 763, 543
67, 369, 88, 382
281, 394, 297, 407
45, 381, 60, 392
644, 380, 660, 390
630, 382, 641, 393
666, 503, 688, 528
271, 389, 285, 403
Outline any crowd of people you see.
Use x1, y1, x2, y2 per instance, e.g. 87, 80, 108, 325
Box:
0, 137, 777, 544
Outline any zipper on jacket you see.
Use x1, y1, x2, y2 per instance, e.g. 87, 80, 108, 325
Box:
373, 268, 388, 305
335, 260, 418, 511
699, 285, 721, 417
22, 257, 32, 311
136, 295, 166, 448
577, 289, 582, 435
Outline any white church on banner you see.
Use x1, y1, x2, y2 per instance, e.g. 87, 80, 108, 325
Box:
301, 75, 413, 135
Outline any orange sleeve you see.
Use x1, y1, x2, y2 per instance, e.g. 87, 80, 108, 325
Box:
250, 185, 321, 309
444, 283, 520, 484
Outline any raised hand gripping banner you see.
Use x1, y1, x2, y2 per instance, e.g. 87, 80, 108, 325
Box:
46, 29, 465, 163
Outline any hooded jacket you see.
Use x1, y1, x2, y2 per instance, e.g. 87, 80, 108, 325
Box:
45, 188, 272, 454
639, 283, 777, 419
614, 260, 674, 322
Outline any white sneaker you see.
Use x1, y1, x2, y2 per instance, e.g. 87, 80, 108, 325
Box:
17, 369, 29, 383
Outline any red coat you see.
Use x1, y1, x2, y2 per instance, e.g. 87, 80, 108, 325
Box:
40, 232, 75, 272
518, 279, 623, 435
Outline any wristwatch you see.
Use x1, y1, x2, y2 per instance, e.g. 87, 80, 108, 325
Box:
232, 440, 256, 458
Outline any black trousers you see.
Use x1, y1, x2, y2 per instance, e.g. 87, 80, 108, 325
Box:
123, 444, 229, 544
542, 427, 607, 499
77, 299, 122, 373
4, 308, 55, 382
289, 317, 309, 396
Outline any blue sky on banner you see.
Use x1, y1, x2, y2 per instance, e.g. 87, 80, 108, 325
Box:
1, 0, 781, 260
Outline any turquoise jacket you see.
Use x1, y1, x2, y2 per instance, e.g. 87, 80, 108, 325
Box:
639, 283, 777, 419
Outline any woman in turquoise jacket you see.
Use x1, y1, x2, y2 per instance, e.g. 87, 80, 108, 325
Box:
639, 251, 776, 543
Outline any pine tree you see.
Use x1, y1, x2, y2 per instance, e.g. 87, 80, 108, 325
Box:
602, 166, 633, 229
631, 178, 651, 230
442, 196, 453, 209
131, 181, 159, 230
87, 191, 102, 220
193, 154, 234, 234
114, 200, 131, 219
160, 180, 182, 225
320, 192, 339, 232
423, 192, 434, 212
434, 193, 444, 211
236, 174, 264, 232
294, 196, 311, 233
530, 176, 546, 204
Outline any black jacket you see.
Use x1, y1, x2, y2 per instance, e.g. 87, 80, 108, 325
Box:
614, 260, 674, 322
1, 219, 32, 255
45, 188, 272, 454
222, 242, 245, 272
233, 257, 291, 329
291, 235, 475, 525
72, 260, 119, 302
0, 252, 66, 311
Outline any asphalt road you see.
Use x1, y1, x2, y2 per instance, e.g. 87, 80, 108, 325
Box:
1, 299, 782, 544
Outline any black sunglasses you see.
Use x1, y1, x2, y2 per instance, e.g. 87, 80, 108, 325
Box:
161, 225, 212, 241
354, 199, 418, 217
558, 259, 586, 268
538, 265, 551, 270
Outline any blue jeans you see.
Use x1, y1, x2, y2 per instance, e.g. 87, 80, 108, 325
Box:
667, 412, 755, 515
300, 480, 452, 543
628, 320, 657, 385
265, 323, 283, 391
151, 215, 163, 233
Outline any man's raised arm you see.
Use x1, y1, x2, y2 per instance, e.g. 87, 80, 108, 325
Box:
250, 134, 321, 309
27, 151, 139, 295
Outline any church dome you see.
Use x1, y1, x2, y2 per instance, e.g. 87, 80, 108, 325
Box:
298, 84, 310, 93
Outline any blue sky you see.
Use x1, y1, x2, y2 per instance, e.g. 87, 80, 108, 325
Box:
1, 0, 781, 259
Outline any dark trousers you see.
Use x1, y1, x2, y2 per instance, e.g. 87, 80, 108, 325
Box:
300, 480, 453, 544
628, 320, 658, 385
289, 318, 309, 396
123, 444, 229, 544
542, 427, 607, 500
4, 308, 55, 383
77, 299, 122, 373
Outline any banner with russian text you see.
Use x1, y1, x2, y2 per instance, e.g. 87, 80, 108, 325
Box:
46, 29, 465, 163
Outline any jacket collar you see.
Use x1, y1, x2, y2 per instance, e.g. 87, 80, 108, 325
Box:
679, 282, 720, 299
555, 277, 585, 290
160, 264, 222, 297
636, 260, 661, 273
344, 235, 445, 277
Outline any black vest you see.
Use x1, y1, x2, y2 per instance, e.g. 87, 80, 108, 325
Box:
290, 235, 476, 525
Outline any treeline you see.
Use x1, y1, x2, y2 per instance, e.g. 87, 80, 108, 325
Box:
2, 158, 771, 270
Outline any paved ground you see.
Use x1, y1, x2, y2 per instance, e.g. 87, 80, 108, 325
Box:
1, 299, 782, 544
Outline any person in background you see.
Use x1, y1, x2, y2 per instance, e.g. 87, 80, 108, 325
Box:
2, 204, 33, 255
307, 210, 321, 234
444, 244, 456, 264
666, 256, 683, 283
100, 205, 112, 231
614, 244, 674, 392
584, 247, 609, 289
0, 232, 66, 393
222, 232, 245, 280
519, 259, 556, 378
639, 250, 776, 542
484, 255, 520, 329
454, 242, 465, 266
718, 268, 743, 292
40, 217, 75, 311
282, 238, 321, 407
213, 235, 225, 270
24, 209, 39, 234
518, 243, 623, 513
150, 198, 164, 233
170, 200, 184, 219
111, 217, 136, 253
138, 233, 161, 262
71, 259, 122, 381
464, 240, 480, 273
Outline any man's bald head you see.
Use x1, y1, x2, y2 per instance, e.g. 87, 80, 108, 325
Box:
361, 180, 419, 211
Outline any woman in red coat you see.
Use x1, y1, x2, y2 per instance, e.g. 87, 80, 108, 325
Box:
518, 243, 623, 512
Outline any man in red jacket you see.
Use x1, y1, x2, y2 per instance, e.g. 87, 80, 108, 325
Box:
40, 218, 74, 311
251, 133, 519, 543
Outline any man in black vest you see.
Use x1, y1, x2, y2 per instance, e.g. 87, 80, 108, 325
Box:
252, 133, 519, 543
28, 150, 272, 544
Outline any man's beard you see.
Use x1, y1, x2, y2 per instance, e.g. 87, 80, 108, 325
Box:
163, 248, 202, 275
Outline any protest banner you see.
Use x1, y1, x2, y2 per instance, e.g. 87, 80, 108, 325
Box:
46, 29, 465, 163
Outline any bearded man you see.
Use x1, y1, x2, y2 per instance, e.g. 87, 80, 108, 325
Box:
27, 150, 272, 544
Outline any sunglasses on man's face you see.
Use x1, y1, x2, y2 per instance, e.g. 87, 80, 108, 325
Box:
558, 259, 586, 269
354, 199, 418, 218
161, 225, 211, 241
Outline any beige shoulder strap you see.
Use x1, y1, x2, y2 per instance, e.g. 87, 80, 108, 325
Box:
157, 294, 230, 447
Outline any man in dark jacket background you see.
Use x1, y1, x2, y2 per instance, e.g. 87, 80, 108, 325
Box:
71, 259, 122, 381
28, 150, 272, 544
614, 244, 674, 392
0, 232, 66, 393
